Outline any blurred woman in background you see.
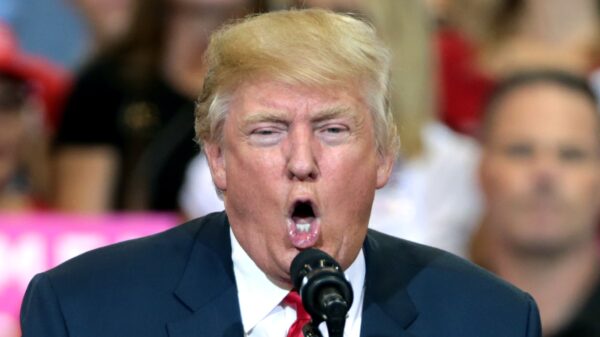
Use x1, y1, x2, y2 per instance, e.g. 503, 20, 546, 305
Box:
365, 0, 482, 257
53, 0, 265, 213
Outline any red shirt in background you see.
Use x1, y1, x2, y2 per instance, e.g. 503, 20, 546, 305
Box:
436, 28, 495, 137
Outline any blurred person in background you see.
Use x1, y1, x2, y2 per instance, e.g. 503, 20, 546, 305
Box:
477, 70, 600, 336
437, 0, 600, 136
0, 23, 70, 211
366, 0, 481, 257
180, 0, 482, 257
53, 0, 265, 213
69, 0, 136, 58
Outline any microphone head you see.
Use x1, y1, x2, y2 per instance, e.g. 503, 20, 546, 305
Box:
290, 248, 341, 290
289, 248, 353, 324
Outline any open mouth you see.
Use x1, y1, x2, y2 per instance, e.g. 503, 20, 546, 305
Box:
292, 201, 316, 232
287, 200, 320, 248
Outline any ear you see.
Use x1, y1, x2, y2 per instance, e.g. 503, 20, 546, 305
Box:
375, 152, 395, 189
204, 141, 227, 192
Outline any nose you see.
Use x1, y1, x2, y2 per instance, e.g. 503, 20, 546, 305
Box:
286, 126, 319, 181
531, 152, 560, 194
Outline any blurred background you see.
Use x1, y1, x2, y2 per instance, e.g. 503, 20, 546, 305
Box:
1, 0, 599, 336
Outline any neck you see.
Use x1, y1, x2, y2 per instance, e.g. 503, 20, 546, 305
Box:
489, 232, 600, 336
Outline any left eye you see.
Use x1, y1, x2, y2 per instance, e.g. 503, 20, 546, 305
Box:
255, 129, 276, 135
317, 124, 350, 144
560, 147, 587, 162
324, 127, 345, 134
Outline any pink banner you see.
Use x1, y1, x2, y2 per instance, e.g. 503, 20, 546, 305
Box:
0, 212, 178, 337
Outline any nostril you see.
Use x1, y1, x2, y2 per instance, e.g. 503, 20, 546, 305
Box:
287, 157, 319, 181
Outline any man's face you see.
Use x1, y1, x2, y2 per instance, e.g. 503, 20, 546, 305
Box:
204, 79, 393, 287
480, 83, 600, 256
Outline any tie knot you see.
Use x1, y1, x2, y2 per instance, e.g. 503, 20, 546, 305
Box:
284, 290, 311, 321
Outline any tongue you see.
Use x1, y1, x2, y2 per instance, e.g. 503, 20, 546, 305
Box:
287, 217, 320, 248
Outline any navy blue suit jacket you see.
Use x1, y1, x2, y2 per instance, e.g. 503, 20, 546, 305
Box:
21, 212, 541, 336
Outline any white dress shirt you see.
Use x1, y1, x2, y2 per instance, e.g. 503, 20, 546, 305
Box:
230, 229, 365, 337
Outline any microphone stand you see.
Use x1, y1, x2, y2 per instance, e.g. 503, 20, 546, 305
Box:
302, 321, 323, 337
301, 309, 346, 337
291, 248, 353, 337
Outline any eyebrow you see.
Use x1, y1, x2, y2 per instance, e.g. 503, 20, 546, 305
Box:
242, 105, 361, 125
242, 110, 289, 125
312, 106, 358, 123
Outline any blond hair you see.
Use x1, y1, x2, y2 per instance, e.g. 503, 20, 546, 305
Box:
195, 8, 398, 158
366, 0, 434, 158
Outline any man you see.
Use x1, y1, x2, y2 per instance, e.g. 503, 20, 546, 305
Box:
478, 70, 600, 337
21, 9, 540, 337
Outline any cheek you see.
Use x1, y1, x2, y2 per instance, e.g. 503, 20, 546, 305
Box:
565, 170, 600, 208
324, 150, 377, 185
224, 147, 287, 209
483, 164, 524, 202
228, 147, 284, 181
320, 152, 378, 218
0, 118, 24, 143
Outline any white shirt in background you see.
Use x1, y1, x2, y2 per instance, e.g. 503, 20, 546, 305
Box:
370, 122, 482, 257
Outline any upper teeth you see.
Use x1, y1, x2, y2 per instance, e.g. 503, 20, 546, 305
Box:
296, 222, 310, 233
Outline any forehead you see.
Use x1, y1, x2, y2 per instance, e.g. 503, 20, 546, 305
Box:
228, 79, 369, 120
487, 83, 600, 145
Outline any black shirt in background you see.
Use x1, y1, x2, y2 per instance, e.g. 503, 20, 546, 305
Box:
552, 276, 600, 337
55, 58, 198, 211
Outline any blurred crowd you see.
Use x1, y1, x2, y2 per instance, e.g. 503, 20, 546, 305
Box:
1, 0, 599, 336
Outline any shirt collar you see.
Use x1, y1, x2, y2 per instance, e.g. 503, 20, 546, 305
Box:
231, 228, 366, 335
231, 228, 290, 333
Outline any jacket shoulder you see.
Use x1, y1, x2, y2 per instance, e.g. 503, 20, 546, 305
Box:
21, 212, 231, 337
43, 212, 226, 293
367, 229, 525, 297
365, 229, 541, 337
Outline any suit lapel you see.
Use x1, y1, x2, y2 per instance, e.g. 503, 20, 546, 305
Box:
360, 230, 420, 337
165, 216, 424, 337
167, 213, 244, 337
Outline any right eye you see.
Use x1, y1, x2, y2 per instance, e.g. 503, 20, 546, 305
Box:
504, 143, 533, 159
249, 127, 286, 146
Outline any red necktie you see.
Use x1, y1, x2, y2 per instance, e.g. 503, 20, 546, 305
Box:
284, 291, 311, 337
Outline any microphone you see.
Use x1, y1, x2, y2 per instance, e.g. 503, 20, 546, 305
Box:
290, 248, 354, 337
